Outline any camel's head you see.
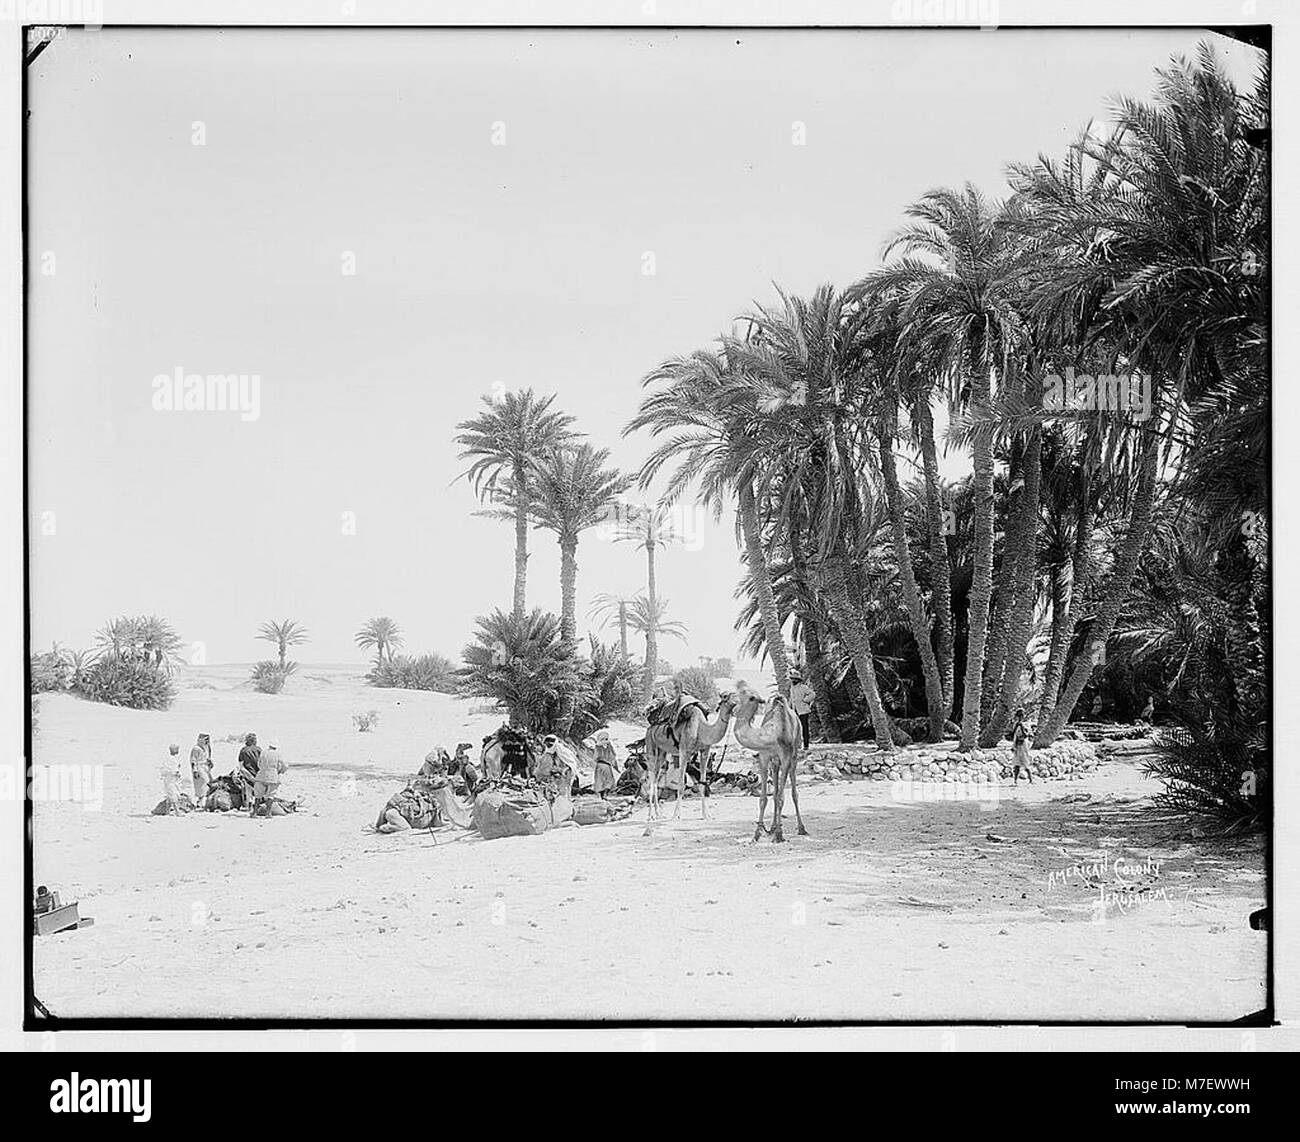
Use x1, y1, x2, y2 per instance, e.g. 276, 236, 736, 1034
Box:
732, 685, 764, 721
715, 691, 738, 714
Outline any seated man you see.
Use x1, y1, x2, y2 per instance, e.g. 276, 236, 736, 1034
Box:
536, 735, 578, 797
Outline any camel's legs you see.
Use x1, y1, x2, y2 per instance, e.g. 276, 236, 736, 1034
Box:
699, 751, 709, 819
672, 748, 686, 820
753, 758, 769, 842
771, 753, 787, 843
644, 746, 659, 823
788, 759, 808, 836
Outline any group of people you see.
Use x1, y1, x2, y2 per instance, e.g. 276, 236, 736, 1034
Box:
158, 731, 289, 817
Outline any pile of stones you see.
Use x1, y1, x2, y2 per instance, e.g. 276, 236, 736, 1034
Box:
797, 739, 1101, 784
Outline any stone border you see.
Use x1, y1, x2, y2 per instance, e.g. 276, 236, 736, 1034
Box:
799, 740, 1102, 784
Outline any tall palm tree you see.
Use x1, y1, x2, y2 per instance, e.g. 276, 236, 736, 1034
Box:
354, 616, 403, 665
875, 185, 1028, 751
1016, 45, 1266, 744
256, 619, 309, 669
626, 344, 792, 697
526, 444, 633, 651
454, 390, 577, 619
613, 503, 682, 700
727, 286, 898, 748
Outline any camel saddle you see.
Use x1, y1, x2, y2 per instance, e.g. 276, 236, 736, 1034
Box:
647, 695, 706, 748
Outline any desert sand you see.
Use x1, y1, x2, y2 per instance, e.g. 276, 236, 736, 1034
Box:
30, 665, 1266, 1022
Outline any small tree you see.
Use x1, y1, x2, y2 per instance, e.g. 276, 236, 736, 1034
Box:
257, 619, 309, 669
355, 616, 404, 665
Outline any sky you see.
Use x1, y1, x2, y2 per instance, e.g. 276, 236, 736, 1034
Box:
25, 26, 1264, 668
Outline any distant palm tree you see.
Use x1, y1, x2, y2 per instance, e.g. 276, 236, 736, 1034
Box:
590, 591, 640, 660
612, 503, 682, 700
624, 594, 689, 678
455, 390, 577, 619
526, 445, 632, 652
256, 619, 309, 668
355, 616, 403, 665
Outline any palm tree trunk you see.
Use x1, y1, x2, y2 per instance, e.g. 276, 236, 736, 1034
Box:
738, 479, 791, 697
512, 459, 529, 620
983, 426, 1042, 746
279, 644, 286, 669
556, 536, 580, 735
791, 530, 840, 742
1037, 467, 1093, 723
559, 536, 578, 651
642, 544, 658, 702
878, 427, 946, 742
981, 441, 1022, 723
958, 366, 996, 752
819, 552, 895, 752
917, 400, 955, 715
801, 614, 840, 743
1035, 434, 1158, 747
618, 601, 629, 660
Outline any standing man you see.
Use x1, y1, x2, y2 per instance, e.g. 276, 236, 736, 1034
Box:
790, 674, 816, 750
252, 741, 287, 817
237, 733, 261, 807
190, 732, 213, 808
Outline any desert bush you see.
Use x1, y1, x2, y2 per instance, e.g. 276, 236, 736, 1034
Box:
75, 658, 176, 710
461, 608, 581, 734
353, 710, 380, 732
672, 666, 719, 707
367, 652, 458, 693
94, 614, 185, 674
569, 638, 640, 740
29, 646, 71, 693
250, 660, 296, 695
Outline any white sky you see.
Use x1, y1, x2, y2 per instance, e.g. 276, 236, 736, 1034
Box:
25, 27, 1263, 667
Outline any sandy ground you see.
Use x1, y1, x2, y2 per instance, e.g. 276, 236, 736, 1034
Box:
29, 665, 1267, 1022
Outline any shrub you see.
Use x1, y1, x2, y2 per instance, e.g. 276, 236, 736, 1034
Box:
672, 666, 719, 707
75, 658, 176, 710
368, 652, 458, 693
94, 614, 185, 674
30, 647, 71, 694
570, 638, 640, 740
353, 710, 380, 732
250, 660, 296, 695
461, 609, 581, 734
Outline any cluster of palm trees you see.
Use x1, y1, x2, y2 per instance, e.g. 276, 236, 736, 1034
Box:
454, 393, 690, 700
626, 44, 1267, 762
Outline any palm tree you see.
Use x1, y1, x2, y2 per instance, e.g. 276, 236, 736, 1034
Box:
613, 503, 682, 700
875, 185, 1029, 751
527, 444, 633, 652
624, 594, 689, 660
626, 343, 792, 697
256, 619, 309, 668
1018, 45, 1265, 744
726, 286, 898, 749
454, 390, 577, 619
590, 591, 639, 659
355, 616, 403, 665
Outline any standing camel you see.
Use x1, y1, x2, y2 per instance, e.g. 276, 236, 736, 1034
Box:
643, 694, 738, 822
732, 687, 805, 843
